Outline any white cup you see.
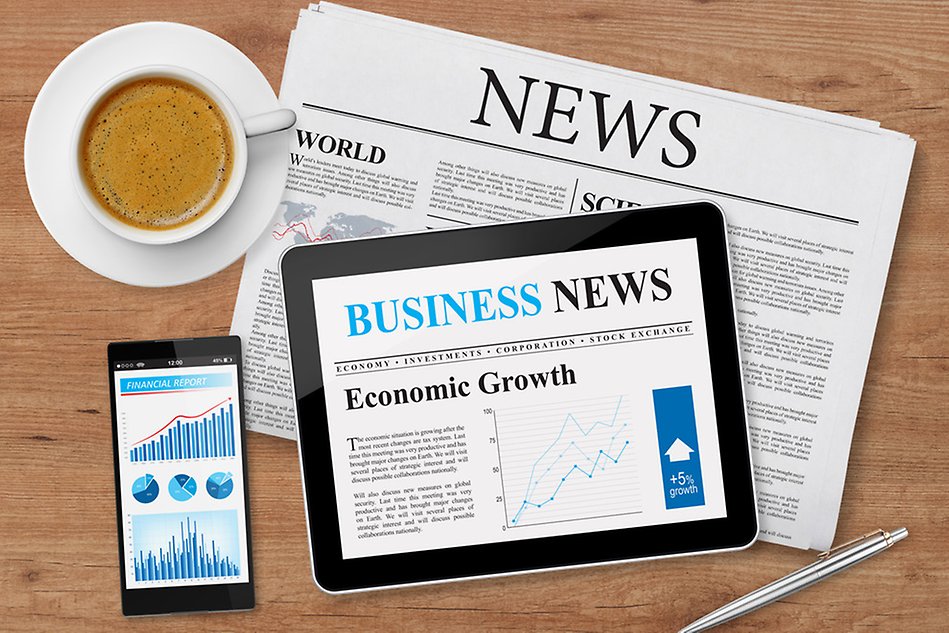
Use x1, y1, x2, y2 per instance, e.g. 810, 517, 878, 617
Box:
70, 65, 295, 245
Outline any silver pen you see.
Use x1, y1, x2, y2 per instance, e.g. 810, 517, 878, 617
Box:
679, 527, 908, 633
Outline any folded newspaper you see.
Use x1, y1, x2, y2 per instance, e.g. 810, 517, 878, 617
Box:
230, 3, 915, 551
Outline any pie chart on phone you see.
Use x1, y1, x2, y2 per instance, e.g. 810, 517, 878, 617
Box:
206, 472, 234, 499
131, 474, 159, 503
168, 474, 198, 501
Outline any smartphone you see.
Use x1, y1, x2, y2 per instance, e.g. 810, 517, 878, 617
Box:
108, 336, 254, 616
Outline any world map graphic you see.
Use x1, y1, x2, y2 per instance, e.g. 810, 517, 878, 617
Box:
271, 200, 397, 245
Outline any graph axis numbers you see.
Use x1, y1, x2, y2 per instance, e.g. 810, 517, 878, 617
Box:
490, 408, 512, 530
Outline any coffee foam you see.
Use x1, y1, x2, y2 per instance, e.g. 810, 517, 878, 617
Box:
80, 77, 234, 230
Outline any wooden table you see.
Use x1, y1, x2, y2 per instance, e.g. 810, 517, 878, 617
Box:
2, 1, 947, 630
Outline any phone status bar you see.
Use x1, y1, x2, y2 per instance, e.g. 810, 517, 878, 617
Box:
113, 355, 238, 371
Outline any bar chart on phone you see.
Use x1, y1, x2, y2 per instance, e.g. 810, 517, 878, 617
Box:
128, 399, 236, 463
116, 368, 239, 463
131, 510, 243, 583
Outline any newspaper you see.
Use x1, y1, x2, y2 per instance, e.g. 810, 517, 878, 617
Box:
231, 3, 915, 550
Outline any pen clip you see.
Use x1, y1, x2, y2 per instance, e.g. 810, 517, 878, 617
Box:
817, 528, 889, 560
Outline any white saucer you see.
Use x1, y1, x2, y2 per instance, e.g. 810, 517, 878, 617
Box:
24, 22, 289, 287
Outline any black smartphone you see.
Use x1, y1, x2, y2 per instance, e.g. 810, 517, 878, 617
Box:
107, 336, 254, 616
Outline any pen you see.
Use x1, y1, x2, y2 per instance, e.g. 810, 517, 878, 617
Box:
679, 527, 908, 632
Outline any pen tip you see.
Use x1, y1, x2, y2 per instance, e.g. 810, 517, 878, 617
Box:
890, 527, 908, 543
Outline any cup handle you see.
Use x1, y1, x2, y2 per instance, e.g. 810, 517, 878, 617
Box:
242, 109, 297, 138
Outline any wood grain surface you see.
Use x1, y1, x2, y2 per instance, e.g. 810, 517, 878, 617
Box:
1, 1, 947, 631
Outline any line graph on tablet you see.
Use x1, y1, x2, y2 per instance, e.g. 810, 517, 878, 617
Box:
493, 395, 642, 528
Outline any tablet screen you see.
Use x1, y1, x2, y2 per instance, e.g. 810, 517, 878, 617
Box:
311, 237, 727, 560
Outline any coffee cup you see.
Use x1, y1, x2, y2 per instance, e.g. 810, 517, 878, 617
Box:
70, 65, 295, 245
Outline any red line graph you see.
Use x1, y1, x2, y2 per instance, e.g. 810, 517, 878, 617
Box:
132, 398, 231, 446
271, 220, 333, 243
271, 212, 390, 243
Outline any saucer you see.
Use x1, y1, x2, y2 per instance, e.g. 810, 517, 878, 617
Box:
24, 22, 289, 287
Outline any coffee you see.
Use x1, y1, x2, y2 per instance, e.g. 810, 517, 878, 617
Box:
79, 77, 234, 230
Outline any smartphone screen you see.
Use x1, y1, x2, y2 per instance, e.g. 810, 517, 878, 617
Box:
108, 336, 254, 615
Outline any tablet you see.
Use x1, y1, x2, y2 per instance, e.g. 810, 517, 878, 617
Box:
281, 201, 757, 592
